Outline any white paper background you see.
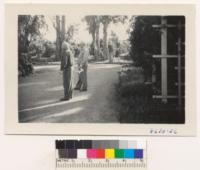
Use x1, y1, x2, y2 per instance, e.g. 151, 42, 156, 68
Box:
0, 0, 200, 170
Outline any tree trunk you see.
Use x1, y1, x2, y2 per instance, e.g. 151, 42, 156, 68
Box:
91, 31, 96, 58
103, 22, 109, 60
56, 16, 61, 61
61, 15, 66, 42
95, 22, 100, 60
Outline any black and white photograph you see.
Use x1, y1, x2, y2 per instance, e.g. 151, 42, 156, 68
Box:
18, 14, 185, 123
4, 4, 196, 135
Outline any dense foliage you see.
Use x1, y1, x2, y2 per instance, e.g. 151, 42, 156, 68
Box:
18, 15, 46, 76
129, 16, 161, 80
18, 15, 46, 55
129, 16, 185, 94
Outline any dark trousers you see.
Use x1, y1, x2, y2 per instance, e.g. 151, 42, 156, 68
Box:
75, 65, 87, 91
63, 68, 73, 99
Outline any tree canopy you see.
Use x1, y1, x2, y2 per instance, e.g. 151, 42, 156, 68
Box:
18, 15, 47, 55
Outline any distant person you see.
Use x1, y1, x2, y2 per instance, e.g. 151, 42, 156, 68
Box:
60, 41, 74, 101
75, 43, 88, 91
115, 42, 121, 62
108, 42, 114, 63
74, 44, 81, 58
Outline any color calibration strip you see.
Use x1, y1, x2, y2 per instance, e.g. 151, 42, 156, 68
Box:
55, 140, 146, 169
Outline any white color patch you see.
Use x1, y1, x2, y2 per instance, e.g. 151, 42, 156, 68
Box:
77, 149, 87, 159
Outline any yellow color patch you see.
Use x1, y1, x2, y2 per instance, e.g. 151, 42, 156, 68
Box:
105, 149, 114, 159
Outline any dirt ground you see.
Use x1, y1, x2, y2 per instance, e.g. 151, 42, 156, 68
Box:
19, 63, 121, 123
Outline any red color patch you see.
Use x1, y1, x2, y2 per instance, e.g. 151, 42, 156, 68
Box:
96, 149, 105, 158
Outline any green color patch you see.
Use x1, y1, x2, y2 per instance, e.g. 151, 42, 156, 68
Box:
115, 149, 124, 158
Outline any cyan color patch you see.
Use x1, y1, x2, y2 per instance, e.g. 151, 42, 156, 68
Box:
124, 149, 134, 158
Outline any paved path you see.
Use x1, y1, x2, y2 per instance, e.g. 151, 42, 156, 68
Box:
19, 63, 121, 123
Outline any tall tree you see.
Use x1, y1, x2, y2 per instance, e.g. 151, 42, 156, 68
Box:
66, 24, 79, 42
18, 15, 46, 75
18, 15, 46, 56
84, 16, 97, 57
61, 16, 66, 42
109, 31, 119, 48
55, 16, 61, 61
53, 15, 66, 61
84, 16, 101, 60
95, 16, 101, 60
101, 16, 110, 61
101, 15, 127, 63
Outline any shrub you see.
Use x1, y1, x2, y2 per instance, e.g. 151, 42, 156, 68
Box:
129, 16, 161, 80
115, 81, 184, 123
42, 41, 56, 58
118, 83, 152, 98
115, 82, 153, 123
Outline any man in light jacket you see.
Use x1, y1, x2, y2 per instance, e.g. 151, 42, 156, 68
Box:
75, 43, 88, 91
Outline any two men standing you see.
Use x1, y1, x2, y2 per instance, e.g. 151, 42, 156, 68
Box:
60, 40, 88, 101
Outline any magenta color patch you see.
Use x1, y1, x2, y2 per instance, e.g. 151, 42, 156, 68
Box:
87, 149, 96, 158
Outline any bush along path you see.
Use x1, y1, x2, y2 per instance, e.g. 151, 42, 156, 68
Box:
115, 65, 184, 124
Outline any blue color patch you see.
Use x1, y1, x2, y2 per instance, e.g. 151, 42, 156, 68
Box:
134, 149, 143, 159
124, 149, 134, 158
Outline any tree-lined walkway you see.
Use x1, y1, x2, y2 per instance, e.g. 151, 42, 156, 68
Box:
19, 63, 121, 123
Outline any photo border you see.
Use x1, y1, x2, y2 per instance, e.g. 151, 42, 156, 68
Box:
5, 4, 196, 136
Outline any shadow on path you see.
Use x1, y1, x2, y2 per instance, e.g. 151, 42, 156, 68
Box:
19, 63, 121, 123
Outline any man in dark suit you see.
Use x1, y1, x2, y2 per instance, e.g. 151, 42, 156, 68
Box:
60, 41, 74, 101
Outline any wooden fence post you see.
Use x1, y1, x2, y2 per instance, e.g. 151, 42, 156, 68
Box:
160, 17, 168, 103
152, 17, 178, 102
177, 21, 182, 109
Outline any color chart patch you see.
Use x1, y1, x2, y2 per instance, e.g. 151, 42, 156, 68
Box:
56, 140, 146, 169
